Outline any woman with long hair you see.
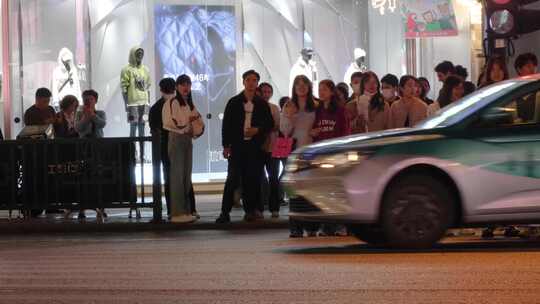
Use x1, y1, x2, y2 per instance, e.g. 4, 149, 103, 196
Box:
389, 75, 428, 128
162, 74, 204, 223
336, 82, 350, 108
310, 79, 349, 141
479, 56, 509, 88
349, 71, 391, 133
280, 75, 318, 238
310, 79, 349, 237
428, 75, 464, 117
359, 71, 391, 132
281, 75, 317, 148
417, 77, 435, 105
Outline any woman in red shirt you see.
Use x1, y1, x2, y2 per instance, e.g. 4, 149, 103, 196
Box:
310, 79, 349, 142
309, 79, 349, 237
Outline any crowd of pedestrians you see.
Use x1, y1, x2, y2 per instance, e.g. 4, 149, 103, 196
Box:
2, 52, 538, 231
210, 53, 539, 238
21, 87, 107, 218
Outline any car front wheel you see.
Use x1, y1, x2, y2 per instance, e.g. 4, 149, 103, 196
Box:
381, 174, 455, 249
348, 225, 386, 246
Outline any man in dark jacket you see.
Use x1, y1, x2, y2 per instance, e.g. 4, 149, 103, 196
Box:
216, 70, 274, 223
24, 88, 56, 126
149, 78, 176, 217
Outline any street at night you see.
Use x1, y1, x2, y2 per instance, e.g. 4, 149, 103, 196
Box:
2, 229, 540, 303
2, 0, 540, 303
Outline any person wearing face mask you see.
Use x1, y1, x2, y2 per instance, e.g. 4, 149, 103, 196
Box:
380, 74, 400, 106
358, 71, 391, 132
427, 76, 464, 117
390, 75, 428, 129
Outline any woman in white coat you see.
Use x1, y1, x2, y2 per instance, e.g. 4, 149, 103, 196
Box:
162, 75, 205, 223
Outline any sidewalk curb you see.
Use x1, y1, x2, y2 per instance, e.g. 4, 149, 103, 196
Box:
0, 220, 290, 235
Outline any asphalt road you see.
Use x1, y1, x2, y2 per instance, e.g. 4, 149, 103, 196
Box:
2, 230, 540, 303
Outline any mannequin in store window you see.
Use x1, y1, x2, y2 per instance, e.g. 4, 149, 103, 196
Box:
343, 48, 368, 91
52, 48, 82, 109
120, 47, 151, 139
289, 48, 318, 98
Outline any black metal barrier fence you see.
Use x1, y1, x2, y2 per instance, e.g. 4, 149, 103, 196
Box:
0, 132, 163, 221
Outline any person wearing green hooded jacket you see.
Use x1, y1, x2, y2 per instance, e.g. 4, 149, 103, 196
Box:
120, 47, 151, 138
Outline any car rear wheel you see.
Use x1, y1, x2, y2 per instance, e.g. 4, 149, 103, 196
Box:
348, 225, 386, 246
381, 174, 455, 249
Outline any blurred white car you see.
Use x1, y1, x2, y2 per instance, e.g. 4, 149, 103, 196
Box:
283, 77, 540, 248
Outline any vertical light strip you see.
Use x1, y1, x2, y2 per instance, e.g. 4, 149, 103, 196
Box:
75, 0, 85, 67
2, 0, 11, 138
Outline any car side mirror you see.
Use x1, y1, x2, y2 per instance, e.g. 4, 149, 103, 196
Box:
479, 107, 514, 126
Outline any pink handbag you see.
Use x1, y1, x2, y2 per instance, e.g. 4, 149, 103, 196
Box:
271, 137, 294, 158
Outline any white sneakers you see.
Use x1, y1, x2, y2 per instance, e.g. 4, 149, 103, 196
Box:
171, 214, 197, 223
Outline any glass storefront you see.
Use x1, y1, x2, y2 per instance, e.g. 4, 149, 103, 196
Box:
0, 0, 480, 181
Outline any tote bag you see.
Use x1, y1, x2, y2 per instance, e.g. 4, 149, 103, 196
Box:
191, 115, 205, 139
271, 136, 293, 158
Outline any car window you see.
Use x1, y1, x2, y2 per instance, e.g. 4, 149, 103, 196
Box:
479, 89, 540, 128
416, 80, 526, 129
